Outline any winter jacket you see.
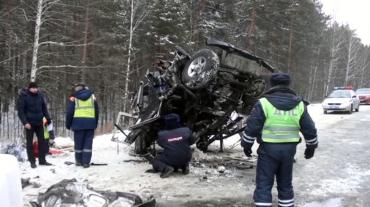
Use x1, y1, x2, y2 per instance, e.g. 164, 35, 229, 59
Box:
157, 127, 194, 164
66, 89, 99, 130
17, 88, 51, 126
241, 86, 318, 149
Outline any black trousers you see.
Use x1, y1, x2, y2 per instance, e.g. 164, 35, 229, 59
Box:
25, 124, 48, 163
254, 144, 296, 207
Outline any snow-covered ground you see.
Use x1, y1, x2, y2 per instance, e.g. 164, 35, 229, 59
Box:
14, 103, 370, 206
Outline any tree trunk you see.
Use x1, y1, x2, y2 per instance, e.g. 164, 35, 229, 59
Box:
30, 0, 44, 82
81, 0, 90, 83
123, 0, 134, 113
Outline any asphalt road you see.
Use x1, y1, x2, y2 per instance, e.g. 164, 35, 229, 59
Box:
156, 105, 370, 207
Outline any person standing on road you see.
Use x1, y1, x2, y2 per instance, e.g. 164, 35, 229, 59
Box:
145, 113, 195, 178
17, 82, 52, 168
241, 73, 318, 207
66, 84, 99, 168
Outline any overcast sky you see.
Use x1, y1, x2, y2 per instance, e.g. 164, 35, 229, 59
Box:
319, 0, 370, 45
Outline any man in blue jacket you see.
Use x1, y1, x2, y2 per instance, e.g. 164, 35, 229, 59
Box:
66, 84, 99, 168
241, 73, 318, 207
146, 113, 194, 178
17, 82, 52, 168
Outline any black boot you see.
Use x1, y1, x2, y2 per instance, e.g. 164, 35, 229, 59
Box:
39, 161, 52, 166
30, 162, 37, 168
160, 166, 174, 178
182, 166, 190, 175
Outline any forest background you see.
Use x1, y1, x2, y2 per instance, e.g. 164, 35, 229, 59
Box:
1, 0, 369, 140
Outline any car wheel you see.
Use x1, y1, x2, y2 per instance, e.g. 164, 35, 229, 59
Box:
134, 129, 151, 154
323, 110, 328, 114
181, 49, 219, 90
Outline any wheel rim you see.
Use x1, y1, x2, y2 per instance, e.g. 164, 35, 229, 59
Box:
187, 57, 207, 78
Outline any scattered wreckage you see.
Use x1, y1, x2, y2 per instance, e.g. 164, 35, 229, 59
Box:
30, 179, 156, 207
120, 38, 274, 154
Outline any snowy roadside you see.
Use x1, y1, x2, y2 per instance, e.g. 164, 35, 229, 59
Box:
20, 103, 347, 206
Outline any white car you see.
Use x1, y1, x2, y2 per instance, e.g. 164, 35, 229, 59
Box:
322, 89, 360, 114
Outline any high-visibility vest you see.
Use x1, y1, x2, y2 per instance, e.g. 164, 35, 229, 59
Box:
43, 126, 49, 140
73, 97, 95, 118
260, 97, 304, 143
42, 117, 49, 140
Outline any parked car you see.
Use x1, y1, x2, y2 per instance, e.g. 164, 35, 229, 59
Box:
322, 87, 360, 114
355, 88, 370, 104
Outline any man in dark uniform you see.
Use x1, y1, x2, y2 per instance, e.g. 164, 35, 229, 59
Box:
17, 82, 52, 168
146, 113, 194, 178
241, 73, 318, 207
66, 84, 99, 168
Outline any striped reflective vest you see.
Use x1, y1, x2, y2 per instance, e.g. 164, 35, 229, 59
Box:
74, 97, 95, 118
260, 97, 304, 143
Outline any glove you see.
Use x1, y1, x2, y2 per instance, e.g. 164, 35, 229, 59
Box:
304, 147, 315, 159
242, 142, 253, 157
244, 147, 252, 157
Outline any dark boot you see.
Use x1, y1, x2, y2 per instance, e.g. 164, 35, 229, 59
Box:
83, 164, 90, 168
30, 162, 37, 168
160, 166, 174, 178
39, 161, 52, 166
182, 165, 190, 175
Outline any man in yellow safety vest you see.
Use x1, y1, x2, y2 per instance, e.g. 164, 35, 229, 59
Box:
66, 84, 99, 168
241, 73, 318, 207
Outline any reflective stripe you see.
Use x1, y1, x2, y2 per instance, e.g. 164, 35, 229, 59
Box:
75, 150, 82, 153
306, 137, 318, 145
255, 202, 272, 206
278, 203, 294, 207
278, 199, 294, 203
263, 126, 300, 131
83, 149, 92, 153
242, 132, 255, 144
262, 138, 300, 143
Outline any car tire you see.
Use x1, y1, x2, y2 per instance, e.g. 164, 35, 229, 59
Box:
134, 130, 150, 154
181, 49, 219, 90
323, 110, 328, 114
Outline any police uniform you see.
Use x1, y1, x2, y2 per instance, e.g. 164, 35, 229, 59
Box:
66, 85, 99, 168
241, 73, 318, 207
147, 113, 194, 178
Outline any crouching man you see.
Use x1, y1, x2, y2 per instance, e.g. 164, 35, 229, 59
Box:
145, 113, 194, 178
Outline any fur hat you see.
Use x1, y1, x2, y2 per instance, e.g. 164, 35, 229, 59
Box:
164, 113, 181, 130
270, 73, 291, 86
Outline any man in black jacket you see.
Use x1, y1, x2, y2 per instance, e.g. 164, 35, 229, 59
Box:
241, 73, 318, 207
17, 82, 52, 168
146, 113, 194, 178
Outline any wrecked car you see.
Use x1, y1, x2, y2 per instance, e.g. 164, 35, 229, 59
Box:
122, 38, 274, 154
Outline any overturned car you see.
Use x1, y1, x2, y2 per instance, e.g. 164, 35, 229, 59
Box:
122, 38, 274, 154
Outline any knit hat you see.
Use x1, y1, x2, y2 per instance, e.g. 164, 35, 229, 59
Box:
28, 82, 38, 88
164, 113, 181, 130
270, 73, 291, 86
74, 83, 85, 92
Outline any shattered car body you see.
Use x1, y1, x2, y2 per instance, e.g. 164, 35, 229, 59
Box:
123, 38, 274, 154
30, 179, 156, 207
